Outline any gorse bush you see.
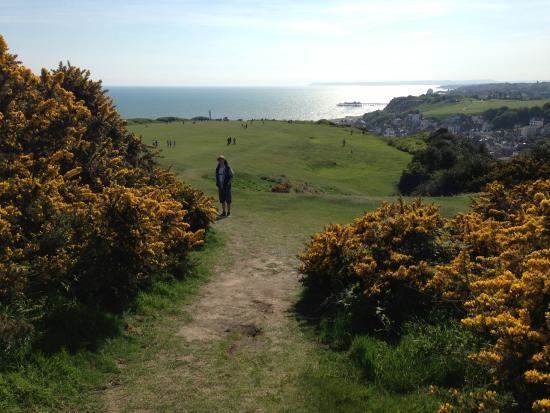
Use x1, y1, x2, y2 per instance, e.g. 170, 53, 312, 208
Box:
300, 180, 549, 411
299, 198, 447, 330
431, 179, 550, 412
0, 36, 217, 355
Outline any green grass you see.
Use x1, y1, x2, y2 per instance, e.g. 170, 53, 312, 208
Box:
296, 350, 441, 413
417, 98, 550, 119
129, 120, 470, 216
348, 322, 484, 393
131, 120, 411, 196
0, 231, 224, 413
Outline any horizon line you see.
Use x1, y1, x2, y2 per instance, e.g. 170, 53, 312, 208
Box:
103, 79, 549, 88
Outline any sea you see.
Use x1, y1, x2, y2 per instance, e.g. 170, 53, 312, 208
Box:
106, 84, 440, 121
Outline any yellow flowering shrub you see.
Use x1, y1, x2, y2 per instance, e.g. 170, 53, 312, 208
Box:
0, 36, 216, 352
300, 198, 445, 327
300, 180, 549, 411
431, 387, 513, 413
435, 180, 549, 412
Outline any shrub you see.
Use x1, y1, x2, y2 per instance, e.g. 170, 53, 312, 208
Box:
300, 178, 549, 411
315, 119, 335, 126
156, 116, 184, 122
430, 180, 550, 411
0, 36, 216, 353
387, 133, 428, 154
299, 198, 446, 329
433, 388, 515, 413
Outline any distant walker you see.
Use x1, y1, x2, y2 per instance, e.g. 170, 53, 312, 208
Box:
216, 155, 234, 218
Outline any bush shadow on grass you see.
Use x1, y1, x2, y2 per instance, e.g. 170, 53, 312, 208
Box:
33, 301, 123, 355
292, 287, 489, 395
292, 288, 355, 350
20, 230, 220, 358
289, 290, 449, 412
292, 287, 401, 350
30, 268, 182, 357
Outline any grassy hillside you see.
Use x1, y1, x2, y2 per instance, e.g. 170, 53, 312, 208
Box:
129, 120, 470, 220
418, 98, 550, 119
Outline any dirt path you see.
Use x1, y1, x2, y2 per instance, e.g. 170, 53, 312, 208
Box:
176, 232, 298, 345
104, 222, 314, 413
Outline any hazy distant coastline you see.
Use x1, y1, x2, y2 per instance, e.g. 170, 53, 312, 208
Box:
311, 80, 493, 87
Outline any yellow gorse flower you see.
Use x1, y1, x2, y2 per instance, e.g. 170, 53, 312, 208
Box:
0, 36, 217, 352
299, 180, 549, 411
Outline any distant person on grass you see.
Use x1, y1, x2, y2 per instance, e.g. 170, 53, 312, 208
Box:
216, 155, 234, 217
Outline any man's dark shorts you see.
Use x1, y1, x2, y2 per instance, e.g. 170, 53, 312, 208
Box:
218, 186, 232, 203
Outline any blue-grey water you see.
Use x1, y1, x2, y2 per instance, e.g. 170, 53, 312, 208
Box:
106, 84, 439, 121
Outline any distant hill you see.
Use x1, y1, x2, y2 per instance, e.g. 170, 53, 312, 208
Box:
417, 98, 550, 119
363, 82, 550, 120
446, 81, 550, 99
311, 80, 492, 86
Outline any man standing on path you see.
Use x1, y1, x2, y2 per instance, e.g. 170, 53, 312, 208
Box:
216, 155, 234, 217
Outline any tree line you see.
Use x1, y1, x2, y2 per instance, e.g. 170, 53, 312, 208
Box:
398, 129, 550, 196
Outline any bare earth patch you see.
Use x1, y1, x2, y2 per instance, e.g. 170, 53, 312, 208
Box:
175, 240, 297, 344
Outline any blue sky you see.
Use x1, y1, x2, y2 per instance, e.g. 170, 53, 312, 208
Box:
1, 0, 549, 85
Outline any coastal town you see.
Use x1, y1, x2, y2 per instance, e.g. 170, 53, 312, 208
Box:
333, 87, 550, 158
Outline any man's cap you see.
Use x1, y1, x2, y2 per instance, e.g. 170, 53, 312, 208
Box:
217, 155, 225, 160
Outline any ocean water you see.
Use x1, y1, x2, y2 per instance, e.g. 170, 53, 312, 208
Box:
106, 84, 439, 121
